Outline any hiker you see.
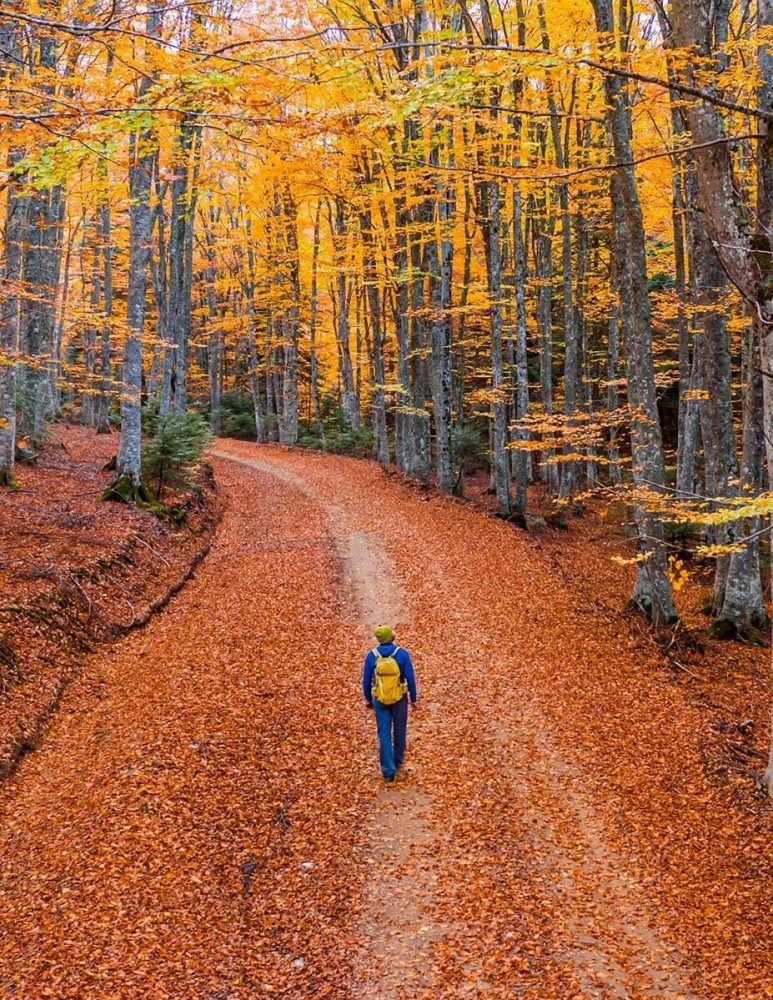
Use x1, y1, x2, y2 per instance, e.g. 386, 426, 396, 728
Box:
362, 626, 418, 782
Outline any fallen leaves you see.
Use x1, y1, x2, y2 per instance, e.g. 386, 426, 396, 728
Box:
0, 440, 770, 999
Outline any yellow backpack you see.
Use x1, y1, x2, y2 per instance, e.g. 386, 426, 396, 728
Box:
371, 647, 407, 705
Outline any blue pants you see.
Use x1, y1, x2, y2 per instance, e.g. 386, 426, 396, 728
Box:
373, 696, 408, 779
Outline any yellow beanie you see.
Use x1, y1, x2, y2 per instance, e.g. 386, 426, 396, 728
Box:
374, 625, 393, 643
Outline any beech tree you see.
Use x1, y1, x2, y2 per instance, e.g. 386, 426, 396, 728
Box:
0, 0, 770, 665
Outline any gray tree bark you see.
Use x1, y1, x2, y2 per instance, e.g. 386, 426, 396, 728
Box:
671, 0, 773, 790
593, 0, 676, 624
0, 16, 23, 485
309, 202, 324, 441
278, 187, 300, 445
476, 0, 511, 515
424, 132, 454, 493
332, 197, 360, 430
360, 204, 390, 464
531, 183, 560, 492
717, 325, 767, 634
83, 214, 101, 427
168, 116, 202, 414
607, 245, 623, 484
114, 9, 160, 489
537, 0, 577, 502
202, 207, 221, 434
17, 22, 64, 442
510, 66, 530, 513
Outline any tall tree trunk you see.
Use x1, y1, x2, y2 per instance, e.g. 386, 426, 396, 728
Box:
114, 9, 160, 489
477, 0, 510, 515
716, 325, 767, 635
95, 40, 116, 436
52, 217, 74, 417
424, 130, 454, 493
537, 0, 577, 502
278, 188, 300, 445
309, 201, 324, 441
361, 206, 390, 464
392, 154, 412, 470
169, 115, 202, 414
510, 66, 529, 513
333, 197, 359, 430
685, 181, 736, 614
0, 16, 23, 485
478, 171, 511, 515
593, 0, 676, 624
532, 185, 560, 492
83, 214, 101, 427
202, 208, 221, 434
606, 263, 623, 485
244, 235, 266, 445
18, 20, 64, 442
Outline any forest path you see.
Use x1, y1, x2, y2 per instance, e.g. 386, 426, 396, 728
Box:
210, 447, 697, 1000
0, 442, 759, 998
212, 450, 442, 1000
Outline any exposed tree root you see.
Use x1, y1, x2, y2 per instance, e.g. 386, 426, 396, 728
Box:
708, 616, 769, 646
101, 474, 188, 524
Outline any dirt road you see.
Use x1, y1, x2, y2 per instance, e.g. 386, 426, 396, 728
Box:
1, 443, 770, 998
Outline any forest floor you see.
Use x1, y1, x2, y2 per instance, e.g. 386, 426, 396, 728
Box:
1, 438, 771, 999
0, 425, 218, 778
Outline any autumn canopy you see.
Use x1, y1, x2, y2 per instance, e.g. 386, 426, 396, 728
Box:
0, 2, 772, 773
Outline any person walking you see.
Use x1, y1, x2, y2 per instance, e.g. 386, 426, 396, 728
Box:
362, 625, 418, 782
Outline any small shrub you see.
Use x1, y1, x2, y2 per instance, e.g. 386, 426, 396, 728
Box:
141, 400, 161, 438
214, 393, 257, 440
663, 520, 700, 546
324, 427, 375, 458
142, 411, 211, 500
452, 423, 488, 472
222, 411, 257, 440
297, 432, 324, 450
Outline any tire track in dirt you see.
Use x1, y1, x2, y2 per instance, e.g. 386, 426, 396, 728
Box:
211, 449, 447, 1000
424, 589, 699, 999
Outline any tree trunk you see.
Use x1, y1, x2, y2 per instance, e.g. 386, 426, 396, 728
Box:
83, 214, 101, 427
201, 209, 221, 434
716, 325, 767, 634
309, 202, 324, 441
537, 0, 577, 502
278, 188, 300, 445
605, 228, 623, 485
424, 133, 454, 493
18, 22, 64, 442
169, 116, 202, 414
594, 0, 676, 624
511, 81, 529, 513
361, 207, 390, 465
532, 186, 560, 492
479, 171, 511, 515
114, 10, 160, 489
0, 17, 23, 485
333, 197, 359, 430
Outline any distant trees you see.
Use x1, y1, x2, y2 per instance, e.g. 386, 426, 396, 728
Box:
0, 0, 769, 651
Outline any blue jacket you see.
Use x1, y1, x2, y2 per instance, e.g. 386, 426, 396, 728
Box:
363, 643, 417, 705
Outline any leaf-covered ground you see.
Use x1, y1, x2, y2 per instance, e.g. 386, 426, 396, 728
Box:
0, 426, 217, 778
1, 441, 771, 998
